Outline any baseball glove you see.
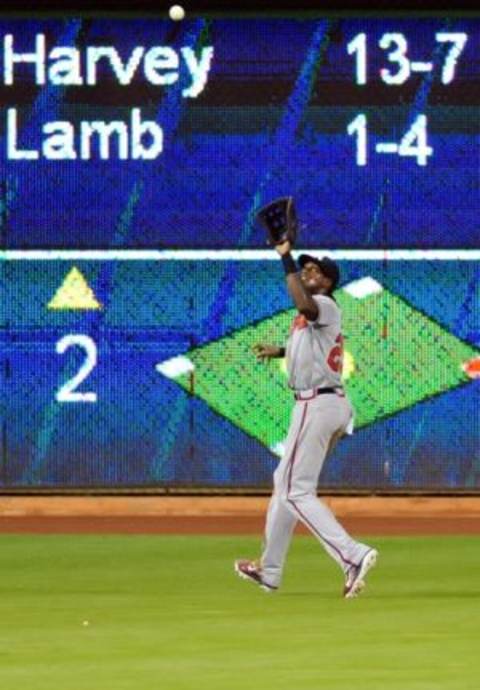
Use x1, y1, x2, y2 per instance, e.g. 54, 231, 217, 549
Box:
256, 196, 298, 246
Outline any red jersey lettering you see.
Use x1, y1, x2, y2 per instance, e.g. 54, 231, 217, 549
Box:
327, 334, 344, 373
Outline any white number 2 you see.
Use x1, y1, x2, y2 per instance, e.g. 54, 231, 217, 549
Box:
56, 334, 98, 403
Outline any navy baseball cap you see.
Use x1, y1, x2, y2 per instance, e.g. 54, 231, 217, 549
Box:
298, 254, 340, 291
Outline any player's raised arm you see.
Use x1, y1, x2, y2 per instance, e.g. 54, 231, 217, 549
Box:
255, 196, 318, 319
275, 241, 319, 321
255, 196, 338, 319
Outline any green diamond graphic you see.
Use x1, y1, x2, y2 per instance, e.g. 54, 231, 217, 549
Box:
158, 279, 478, 454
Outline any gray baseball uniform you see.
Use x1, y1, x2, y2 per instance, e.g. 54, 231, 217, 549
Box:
260, 294, 371, 589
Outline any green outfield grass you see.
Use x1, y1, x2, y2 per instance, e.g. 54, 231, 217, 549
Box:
0, 534, 478, 690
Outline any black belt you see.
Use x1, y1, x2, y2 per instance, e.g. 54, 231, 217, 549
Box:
294, 387, 342, 400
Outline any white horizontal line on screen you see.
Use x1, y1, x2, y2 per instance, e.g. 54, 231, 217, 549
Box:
1, 249, 479, 261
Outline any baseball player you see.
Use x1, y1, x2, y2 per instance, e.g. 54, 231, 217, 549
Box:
235, 240, 378, 598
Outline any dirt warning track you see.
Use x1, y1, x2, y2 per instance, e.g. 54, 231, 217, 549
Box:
0, 496, 479, 535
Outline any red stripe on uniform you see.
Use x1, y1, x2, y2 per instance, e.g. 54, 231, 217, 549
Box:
287, 498, 358, 568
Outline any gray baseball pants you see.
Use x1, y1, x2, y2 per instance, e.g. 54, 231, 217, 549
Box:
261, 392, 370, 588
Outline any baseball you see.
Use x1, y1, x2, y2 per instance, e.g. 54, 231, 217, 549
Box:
82, 620, 89, 627
169, 5, 185, 21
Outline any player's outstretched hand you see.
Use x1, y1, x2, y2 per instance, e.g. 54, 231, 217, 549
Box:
252, 343, 283, 361
274, 240, 291, 256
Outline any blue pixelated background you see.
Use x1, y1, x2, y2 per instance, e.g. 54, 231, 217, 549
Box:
0, 16, 479, 489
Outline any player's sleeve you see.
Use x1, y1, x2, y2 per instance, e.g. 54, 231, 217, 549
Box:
310, 295, 338, 326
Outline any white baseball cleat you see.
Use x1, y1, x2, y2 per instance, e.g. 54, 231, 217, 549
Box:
343, 548, 378, 599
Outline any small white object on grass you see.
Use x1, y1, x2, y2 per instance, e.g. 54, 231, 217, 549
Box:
169, 5, 185, 21
82, 620, 90, 627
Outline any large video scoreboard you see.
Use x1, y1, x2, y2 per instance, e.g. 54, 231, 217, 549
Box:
1, 14, 479, 489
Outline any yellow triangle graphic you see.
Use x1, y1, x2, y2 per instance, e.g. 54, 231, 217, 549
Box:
48, 267, 102, 310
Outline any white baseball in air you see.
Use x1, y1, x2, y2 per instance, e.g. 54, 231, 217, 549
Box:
169, 5, 185, 21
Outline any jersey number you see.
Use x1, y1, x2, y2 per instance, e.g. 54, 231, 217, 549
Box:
327, 334, 344, 373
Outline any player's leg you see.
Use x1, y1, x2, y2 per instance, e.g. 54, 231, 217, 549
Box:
235, 402, 303, 590
234, 493, 297, 592
282, 396, 376, 589
258, 399, 310, 587
259, 491, 297, 588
